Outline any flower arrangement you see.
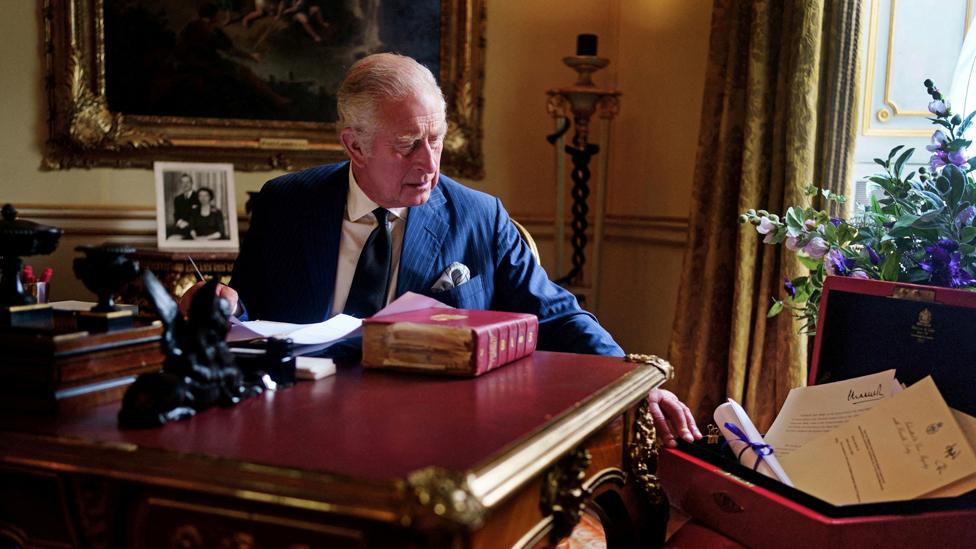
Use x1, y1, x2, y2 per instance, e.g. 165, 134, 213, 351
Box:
741, 79, 976, 333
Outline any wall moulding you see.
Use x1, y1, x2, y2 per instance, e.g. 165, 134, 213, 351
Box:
16, 206, 688, 247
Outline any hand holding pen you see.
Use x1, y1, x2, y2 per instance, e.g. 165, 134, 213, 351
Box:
178, 256, 240, 317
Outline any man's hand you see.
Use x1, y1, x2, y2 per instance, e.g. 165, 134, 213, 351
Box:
179, 281, 240, 318
647, 388, 702, 448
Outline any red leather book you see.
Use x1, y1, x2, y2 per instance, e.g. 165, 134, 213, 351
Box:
361, 308, 538, 376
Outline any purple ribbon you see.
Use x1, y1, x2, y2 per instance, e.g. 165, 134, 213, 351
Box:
722, 422, 774, 471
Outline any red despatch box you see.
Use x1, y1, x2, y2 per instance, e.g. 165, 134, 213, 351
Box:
660, 276, 976, 548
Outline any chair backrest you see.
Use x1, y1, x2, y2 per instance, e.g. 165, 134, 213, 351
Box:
511, 219, 541, 264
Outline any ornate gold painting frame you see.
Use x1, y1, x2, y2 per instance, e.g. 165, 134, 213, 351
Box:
42, 0, 485, 178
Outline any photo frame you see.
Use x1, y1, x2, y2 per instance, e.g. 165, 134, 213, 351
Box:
154, 161, 239, 251
42, 0, 485, 178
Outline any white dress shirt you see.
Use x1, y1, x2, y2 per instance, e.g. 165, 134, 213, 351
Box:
330, 169, 407, 316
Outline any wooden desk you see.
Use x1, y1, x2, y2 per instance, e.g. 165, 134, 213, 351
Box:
0, 352, 672, 548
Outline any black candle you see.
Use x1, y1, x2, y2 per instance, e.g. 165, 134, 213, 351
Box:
576, 34, 598, 56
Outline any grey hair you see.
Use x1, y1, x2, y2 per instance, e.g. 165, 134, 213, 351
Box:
337, 53, 446, 154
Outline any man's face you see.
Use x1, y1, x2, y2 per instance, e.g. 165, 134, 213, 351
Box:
352, 93, 446, 208
180, 176, 193, 194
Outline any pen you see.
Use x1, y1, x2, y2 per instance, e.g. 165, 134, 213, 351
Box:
187, 256, 205, 282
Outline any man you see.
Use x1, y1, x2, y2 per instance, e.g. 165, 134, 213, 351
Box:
185, 53, 700, 447
171, 172, 198, 239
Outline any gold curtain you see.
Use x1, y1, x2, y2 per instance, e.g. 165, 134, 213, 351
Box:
668, 0, 861, 431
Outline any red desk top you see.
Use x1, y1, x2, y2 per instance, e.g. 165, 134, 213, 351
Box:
1, 352, 642, 483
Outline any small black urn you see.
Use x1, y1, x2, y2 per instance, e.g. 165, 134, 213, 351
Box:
73, 244, 140, 330
0, 204, 62, 308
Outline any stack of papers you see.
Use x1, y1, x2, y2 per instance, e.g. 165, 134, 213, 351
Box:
717, 372, 976, 505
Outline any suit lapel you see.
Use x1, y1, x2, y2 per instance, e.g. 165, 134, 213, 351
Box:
305, 163, 348, 319
397, 182, 448, 295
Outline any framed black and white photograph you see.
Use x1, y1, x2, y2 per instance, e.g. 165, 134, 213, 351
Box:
154, 161, 239, 250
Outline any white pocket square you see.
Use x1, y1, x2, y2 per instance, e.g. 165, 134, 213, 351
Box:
431, 262, 471, 292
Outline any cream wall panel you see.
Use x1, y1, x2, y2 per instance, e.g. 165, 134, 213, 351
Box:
858, 0, 970, 144
609, 0, 711, 219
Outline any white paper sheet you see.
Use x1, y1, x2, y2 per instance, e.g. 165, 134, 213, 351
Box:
237, 314, 362, 345
227, 292, 451, 345
764, 369, 899, 458
714, 399, 794, 486
779, 377, 976, 505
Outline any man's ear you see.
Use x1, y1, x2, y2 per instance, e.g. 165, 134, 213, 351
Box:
340, 128, 368, 167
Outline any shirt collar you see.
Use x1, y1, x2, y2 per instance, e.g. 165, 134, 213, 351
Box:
347, 166, 407, 222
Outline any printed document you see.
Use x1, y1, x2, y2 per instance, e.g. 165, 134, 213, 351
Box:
778, 376, 976, 505
764, 369, 901, 458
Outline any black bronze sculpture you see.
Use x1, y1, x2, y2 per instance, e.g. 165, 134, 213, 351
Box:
118, 271, 264, 428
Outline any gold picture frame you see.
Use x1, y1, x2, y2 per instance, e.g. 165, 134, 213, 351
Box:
42, 0, 485, 178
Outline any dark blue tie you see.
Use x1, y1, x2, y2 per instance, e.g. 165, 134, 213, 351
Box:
343, 208, 391, 317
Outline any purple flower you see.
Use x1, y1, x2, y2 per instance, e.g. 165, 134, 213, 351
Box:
802, 237, 829, 259
785, 235, 799, 250
803, 219, 817, 230
930, 151, 948, 170
784, 278, 796, 298
865, 245, 882, 265
937, 238, 959, 252
919, 239, 975, 287
928, 99, 950, 116
926, 129, 949, 152
850, 269, 870, 279
756, 217, 776, 234
829, 217, 843, 227
950, 148, 969, 167
955, 206, 976, 230
825, 249, 854, 276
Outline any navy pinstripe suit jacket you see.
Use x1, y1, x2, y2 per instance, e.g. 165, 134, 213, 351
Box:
230, 162, 623, 356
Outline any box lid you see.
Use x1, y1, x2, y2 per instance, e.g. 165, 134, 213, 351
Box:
811, 276, 976, 417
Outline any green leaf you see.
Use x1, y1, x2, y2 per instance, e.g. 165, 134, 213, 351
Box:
767, 300, 784, 318
880, 254, 900, 280
959, 110, 976, 134
906, 269, 930, 283
797, 254, 822, 270
892, 213, 920, 229
945, 164, 968, 197
893, 147, 915, 177
917, 190, 946, 211
874, 158, 888, 168
888, 145, 905, 160
870, 194, 883, 215
962, 226, 976, 243
785, 206, 806, 237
